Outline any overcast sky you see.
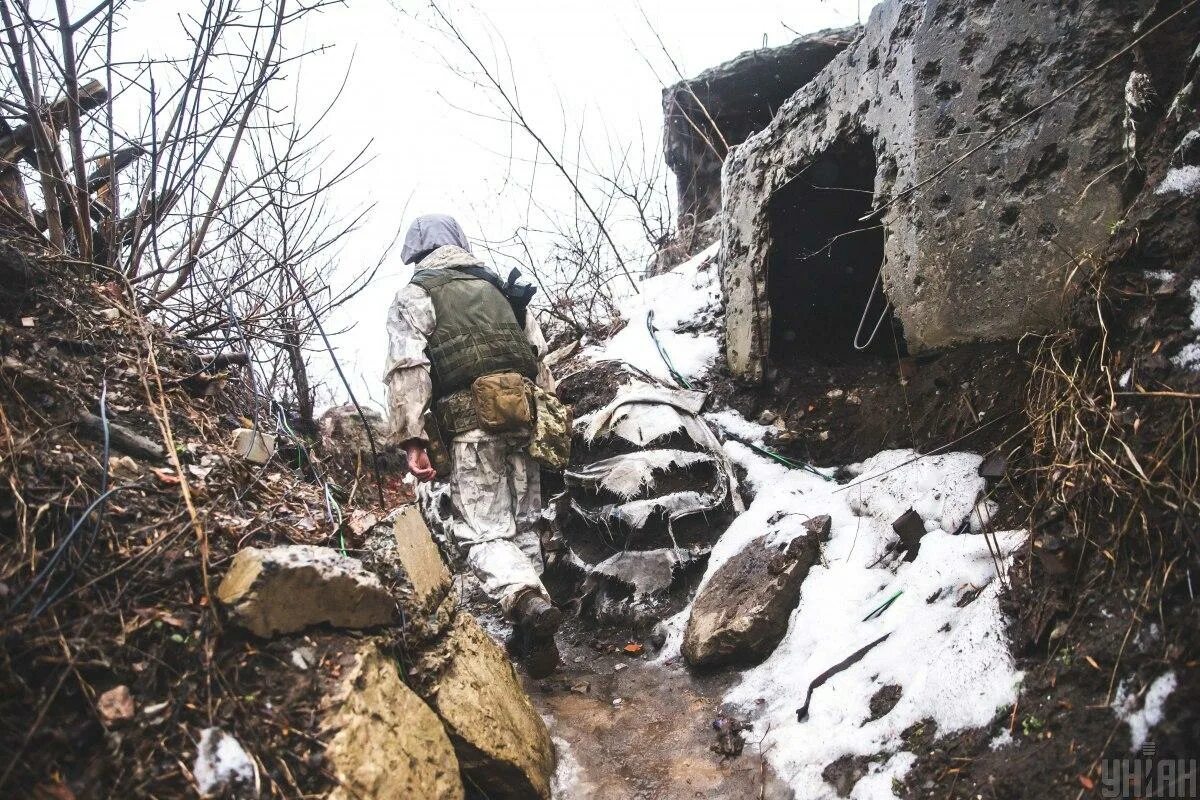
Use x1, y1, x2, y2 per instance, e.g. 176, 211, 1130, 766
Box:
114, 0, 877, 411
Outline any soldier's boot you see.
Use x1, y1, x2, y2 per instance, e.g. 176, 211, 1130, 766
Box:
507, 590, 563, 678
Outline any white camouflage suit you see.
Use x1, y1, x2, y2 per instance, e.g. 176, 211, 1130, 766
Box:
384, 225, 555, 616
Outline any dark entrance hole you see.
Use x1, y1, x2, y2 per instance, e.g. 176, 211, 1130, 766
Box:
766, 137, 902, 364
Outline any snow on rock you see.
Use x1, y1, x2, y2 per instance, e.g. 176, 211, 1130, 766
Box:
194, 727, 258, 798
844, 450, 996, 535
1112, 671, 1178, 752
658, 410, 1027, 798
1172, 279, 1200, 371
584, 242, 720, 384
1156, 165, 1200, 196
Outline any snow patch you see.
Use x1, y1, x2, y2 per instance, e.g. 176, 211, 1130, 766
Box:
1172, 279, 1200, 371
705, 408, 775, 445
659, 439, 1027, 797
584, 242, 720, 383
194, 727, 257, 797
850, 752, 916, 800
1156, 165, 1200, 196
551, 734, 593, 798
1112, 672, 1178, 752
989, 728, 1014, 751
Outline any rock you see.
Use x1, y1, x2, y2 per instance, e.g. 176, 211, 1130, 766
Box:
682, 517, 828, 668
711, 710, 751, 757
317, 404, 386, 465
324, 644, 464, 800
722, 0, 1146, 381
867, 684, 903, 722
357, 507, 455, 646
97, 685, 134, 723
415, 613, 554, 800
230, 428, 275, 464
892, 509, 926, 561
390, 504, 450, 607
194, 727, 257, 799
216, 545, 395, 637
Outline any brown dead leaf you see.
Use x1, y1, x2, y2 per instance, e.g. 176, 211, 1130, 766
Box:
152, 468, 180, 485
32, 783, 76, 800
347, 509, 379, 537
623, 643, 644, 655
97, 685, 135, 723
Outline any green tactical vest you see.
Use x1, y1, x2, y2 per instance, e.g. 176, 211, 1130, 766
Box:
410, 266, 538, 398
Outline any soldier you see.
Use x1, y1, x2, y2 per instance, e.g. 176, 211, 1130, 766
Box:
384, 214, 566, 674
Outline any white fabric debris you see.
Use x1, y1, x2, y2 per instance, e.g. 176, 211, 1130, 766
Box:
1111, 671, 1178, 752
590, 549, 695, 595
1156, 165, 1200, 196
584, 242, 721, 383
656, 411, 1026, 799
565, 450, 711, 498
194, 727, 257, 798
584, 383, 708, 443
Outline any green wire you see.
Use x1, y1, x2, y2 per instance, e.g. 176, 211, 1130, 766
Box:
644, 307, 831, 481
646, 310, 692, 390
862, 590, 903, 621
744, 440, 834, 482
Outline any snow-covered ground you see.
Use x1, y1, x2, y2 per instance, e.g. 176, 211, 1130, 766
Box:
583, 242, 721, 384
656, 411, 1028, 800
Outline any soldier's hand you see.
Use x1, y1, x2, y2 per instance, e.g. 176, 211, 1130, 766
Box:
404, 442, 437, 482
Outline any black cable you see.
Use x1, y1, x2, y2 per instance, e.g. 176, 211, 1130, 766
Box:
281, 264, 386, 508
6, 484, 130, 618
32, 380, 114, 617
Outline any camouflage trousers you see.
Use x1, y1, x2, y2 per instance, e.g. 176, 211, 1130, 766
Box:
447, 429, 549, 616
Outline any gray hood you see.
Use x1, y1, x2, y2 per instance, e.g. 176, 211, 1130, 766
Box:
401, 214, 471, 264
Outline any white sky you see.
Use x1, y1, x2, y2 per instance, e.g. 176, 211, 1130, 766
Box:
316, 0, 874, 411
109, 0, 876, 411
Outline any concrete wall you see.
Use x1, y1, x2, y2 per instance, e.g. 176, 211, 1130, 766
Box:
721, 0, 1145, 382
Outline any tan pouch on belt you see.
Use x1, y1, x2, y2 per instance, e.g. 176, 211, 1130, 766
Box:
471, 372, 533, 433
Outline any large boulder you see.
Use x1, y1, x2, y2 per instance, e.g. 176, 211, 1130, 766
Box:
413, 613, 555, 800
323, 644, 464, 800
216, 545, 395, 637
682, 515, 830, 668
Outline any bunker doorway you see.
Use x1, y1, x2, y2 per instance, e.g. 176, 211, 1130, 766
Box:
766, 138, 902, 365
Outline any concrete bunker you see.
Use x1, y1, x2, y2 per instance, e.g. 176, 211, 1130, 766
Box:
766, 136, 897, 365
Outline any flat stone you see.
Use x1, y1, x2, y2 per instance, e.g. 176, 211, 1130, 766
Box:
392, 505, 450, 607
683, 519, 828, 668
416, 613, 555, 800
324, 644, 463, 800
216, 545, 395, 637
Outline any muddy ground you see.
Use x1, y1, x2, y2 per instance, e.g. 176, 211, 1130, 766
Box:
461, 578, 793, 800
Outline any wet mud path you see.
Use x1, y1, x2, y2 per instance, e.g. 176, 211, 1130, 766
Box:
517, 619, 794, 800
